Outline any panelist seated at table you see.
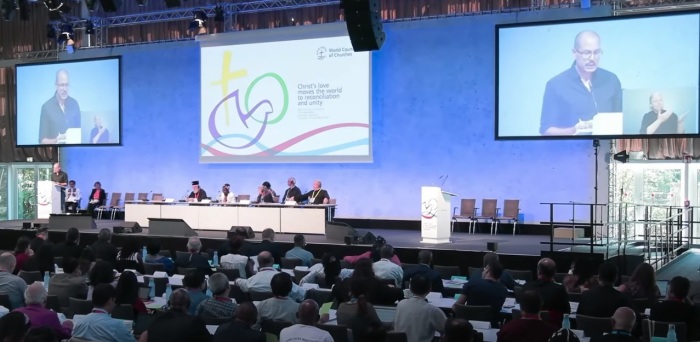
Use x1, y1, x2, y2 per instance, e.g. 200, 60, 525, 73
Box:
298, 180, 330, 205
255, 185, 274, 203
217, 183, 235, 203
281, 177, 302, 203
188, 180, 207, 202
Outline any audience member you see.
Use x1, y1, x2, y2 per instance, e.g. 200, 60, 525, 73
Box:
343, 237, 401, 265
235, 252, 306, 302
196, 273, 237, 318
13, 283, 72, 340
12, 236, 32, 274
372, 245, 403, 287
251, 228, 284, 264
217, 227, 255, 258
24, 327, 58, 342
0, 312, 30, 342
87, 259, 116, 299
175, 237, 213, 275
78, 247, 96, 276
91, 228, 118, 267
183, 270, 210, 316
21, 243, 55, 278
394, 276, 447, 342
284, 234, 314, 267
563, 258, 598, 293
402, 250, 444, 292
332, 258, 403, 306
115, 271, 148, 315
116, 239, 145, 274
336, 276, 382, 340
144, 240, 174, 275
523, 258, 570, 327
618, 262, 660, 302
650, 276, 696, 340
30, 227, 52, 254
577, 263, 633, 318
470, 252, 517, 290
52, 227, 83, 260
497, 290, 557, 342
300, 253, 352, 288
48, 257, 88, 308
279, 300, 333, 342
214, 302, 265, 342
590, 307, 638, 342
455, 260, 508, 326
442, 318, 474, 342
0, 253, 28, 309
220, 237, 253, 279
255, 273, 299, 328
138, 289, 211, 342
72, 284, 136, 342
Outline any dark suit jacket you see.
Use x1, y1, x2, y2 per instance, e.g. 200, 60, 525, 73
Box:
250, 240, 284, 265
332, 277, 403, 306
590, 332, 640, 342
213, 320, 265, 342
577, 285, 634, 318
53, 241, 83, 260
523, 279, 571, 327
146, 311, 212, 342
90, 240, 118, 266
402, 264, 444, 292
88, 189, 107, 206
650, 300, 696, 340
175, 252, 213, 275
281, 186, 302, 203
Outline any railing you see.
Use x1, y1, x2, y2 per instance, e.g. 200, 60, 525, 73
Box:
540, 202, 608, 254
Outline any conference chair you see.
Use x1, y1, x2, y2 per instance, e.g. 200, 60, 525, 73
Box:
69, 298, 94, 318
95, 192, 117, 220
152, 193, 164, 202
305, 288, 334, 307
202, 317, 231, 325
281, 258, 303, 269
468, 267, 483, 280
293, 269, 310, 284
110, 192, 131, 220
433, 265, 460, 280
249, 290, 273, 301
18, 270, 42, 285
401, 263, 418, 272
112, 304, 135, 320
473, 199, 497, 235
495, 199, 521, 235
576, 314, 613, 338
452, 304, 493, 324
46, 295, 62, 313
0, 294, 10, 309
453, 199, 477, 234
311, 258, 322, 266
55, 257, 64, 268
554, 272, 567, 284
143, 262, 166, 275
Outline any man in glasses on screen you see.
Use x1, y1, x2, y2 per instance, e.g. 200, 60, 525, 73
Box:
539, 30, 622, 136
38, 69, 82, 144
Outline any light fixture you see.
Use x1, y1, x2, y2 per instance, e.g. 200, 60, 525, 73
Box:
136, 0, 147, 6
44, 0, 69, 20
188, 9, 207, 35
613, 150, 629, 164
57, 22, 75, 53
1, 0, 17, 21
85, 20, 94, 34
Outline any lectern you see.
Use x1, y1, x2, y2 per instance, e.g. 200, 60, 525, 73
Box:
420, 186, 457, 244
37, 181, 63, 219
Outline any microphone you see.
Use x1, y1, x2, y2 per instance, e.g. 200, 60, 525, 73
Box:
182, 189, 190, 199
440, 175, 449, 188
215, 191, 221, 203
146, 190, 152, 201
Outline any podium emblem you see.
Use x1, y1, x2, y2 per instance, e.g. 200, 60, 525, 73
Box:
421, 198, 438, 219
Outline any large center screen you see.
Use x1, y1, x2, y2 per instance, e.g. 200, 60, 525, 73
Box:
200, 33, 371, 163
496, 13, 700, 139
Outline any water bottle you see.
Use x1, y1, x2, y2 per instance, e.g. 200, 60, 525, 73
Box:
148, 278, 155, 299
206, 287, 212, 297
43, 273, 50, 290
142, 246, 147, 260
213, 251, 219, 266
165, 284, 172, 301
561, 314, 571, 330
667, 324, 677, 342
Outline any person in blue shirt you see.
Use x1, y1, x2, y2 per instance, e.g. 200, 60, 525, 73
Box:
72, 283, 136, 342
183, 270, 210, 316
540, 30, 622, 136
284, 234, 314, 267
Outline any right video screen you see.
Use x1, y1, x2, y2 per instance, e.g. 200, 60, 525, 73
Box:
496, 12, 700, 139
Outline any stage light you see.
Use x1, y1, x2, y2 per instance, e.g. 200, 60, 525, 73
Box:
214, 5, 223, 22
188, 9, 207, 35
85, 20, 94, 34
1, 0, 18, 21
44, 0, 70, 20
57, 22, 75, 53
613, 150, 629, 164
136, 0, 147, 6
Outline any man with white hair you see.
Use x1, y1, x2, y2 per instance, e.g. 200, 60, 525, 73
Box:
175, 237, 212, 275
590, 307, 637, 342
236, 252, 306, 302
281, 177, 302, 203
195, 273, 237, 318
14, 282, 72, 339
298, 180, 330, 205
0, 252, 27, 309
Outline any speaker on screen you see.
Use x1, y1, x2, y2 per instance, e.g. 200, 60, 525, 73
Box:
99, 0, 121, 12
341, 0, 385, 52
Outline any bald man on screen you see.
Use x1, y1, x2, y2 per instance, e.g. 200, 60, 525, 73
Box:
39, 69, 82, 144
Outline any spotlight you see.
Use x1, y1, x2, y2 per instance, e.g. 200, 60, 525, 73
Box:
1, 0, 18, 21
57, 22, 75, 53
44, 0, 69, 20
613, 150, 629, 164
85, 20, 94, 34
214, 5, 223, 22
188, 9, 207, 35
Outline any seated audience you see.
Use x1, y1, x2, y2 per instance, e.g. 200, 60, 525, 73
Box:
0, 312, 30, 342
563, 258, 598, 293
196, 273, 237, 318
144, 240, 174, 275
469, 252, 517, 290
24, 327, 58, 342
48, 257, 88, 308
577, 263, 633, 318
21, 243, 55, 277
30, 227, 52, 255
255, 273, 299, 328
0, 253, 28, 309
78, 247, 96, 276
372, 245, 403, 287
455, 260, 508, 327
72, 284, 136, 342
235, 252, 306, 302
497, 290, 557, 342
443, 318, 474, 342
115, 271, 148, 316
138, 288, 211, 342
214, 302, 265, 342
343, 237, 401, 265
12, 236, 32, 274
590, 307, 638, 342
183, 270, 210, 316
175, 237, 213, 275
336, 276, 382, 340
87, 259, 116, 299
523, 258, 570, 327
91, 228, 118, 267
650, 276, 696, 340
218, 227, 255, 258
332, 258, 403, 306
300, 253, 352, 288
284, 234, 314, 267
250, 228, 283, 264
13, 283, 72, 340
279, 300, 333, 342
52, 227, 83, 260
402, 250, 444, 292
220, 237, 253, 279
116, 239, 145, 274
618, 262, 660, 302
394, 276, 447, 342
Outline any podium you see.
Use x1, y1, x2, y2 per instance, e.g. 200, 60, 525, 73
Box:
37, 181, 63, 219
420, 186, 457, 244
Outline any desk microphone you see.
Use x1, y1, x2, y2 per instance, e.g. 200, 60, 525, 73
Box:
182, 189, 190, 199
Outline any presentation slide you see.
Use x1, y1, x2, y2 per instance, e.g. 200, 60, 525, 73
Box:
16, 57, 121, 146
496, 13, 700, 139
200, 34, 371, 163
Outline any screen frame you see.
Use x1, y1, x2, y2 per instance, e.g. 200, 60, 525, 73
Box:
14, 55, 123, 147
494, 10, 700, 141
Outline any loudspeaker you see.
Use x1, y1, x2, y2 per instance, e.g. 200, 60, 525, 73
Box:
99, 0, 121, 12
228, 226, 255, 240
113, 222, 142, 234
361, 232, 376, 245
325, 221, 358, 241
149, 218, 197, 237
49, 214, 97, 231
163, 0, 180, 8
487, 242, 498, 252
22, 222, 31, 230
341, 0, 386, 52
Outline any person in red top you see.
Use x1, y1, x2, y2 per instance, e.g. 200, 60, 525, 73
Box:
12, 236, 33, 274
87, 181, 107, 214
14, 283, 73, 340
497, 290, 558, 342
342, 237, 401, 266
114, 271, 148, 316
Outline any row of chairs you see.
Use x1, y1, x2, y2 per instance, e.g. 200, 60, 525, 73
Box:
453, 199, 521, 235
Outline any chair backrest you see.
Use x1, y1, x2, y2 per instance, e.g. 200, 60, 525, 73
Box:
316, 324, 350, 342
124, 193, 136, 201
452, 304, 493, 323
460, 199, 476, 216
69, 297, 94, 317
481, 199, 498, 217
433, 265, 460, 280
55, 257, 64, 268
218, 268, 240, 282
112, 304, 135, 320
305, 289, 334, 307
468, 267, 483, 280
238, 194, 251, 201
272, 196, 280, 203
642, 320, 687, 342
141, 277, 168, 298
137, 192, 149, 201
293, 269, 310, 284
143, 262, 166, 275
151, 193, 163, 201
506, 269, 533, 282
401, 263, 418, 272
109, 193, 121, 206
502, 199, 520, 218
311, 258, 322, 266
177, 267, 196, 275
281, 258, 303, 269
576, 314, 613, 338
249, 290, 273, 301
18, 270, 42, 285
229, 284, 250, 304
329, 198, 337, 205
261, 319, 293, 337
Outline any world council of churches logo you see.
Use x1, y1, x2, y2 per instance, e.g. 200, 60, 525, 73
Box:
421, 198, 438, 219
316, 47, 327, 60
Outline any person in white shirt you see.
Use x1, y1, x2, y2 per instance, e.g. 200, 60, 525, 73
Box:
372, 245, 403, 287
254, 272, 300, 329
220, 237, 252, 278
394, 275, 447, 342
218, 183, 235, 203
279, 299, 333, 342
235, 252, 306, 302
300, 253, 353, 286
64, 180, 81, 213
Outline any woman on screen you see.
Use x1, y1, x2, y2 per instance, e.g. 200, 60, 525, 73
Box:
640, 92, 683, 135
90, 116, 110, 144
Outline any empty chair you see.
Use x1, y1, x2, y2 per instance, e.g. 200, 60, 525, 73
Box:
112, 304, 135, 320
293, 269, 310, 284
143, 263, 166, 275
453, 199, 477, 234
95, 192, 117, 220
237, 194, 251, 201
142, 277, 168, 297
473, 199, 498, 235
137, 193, 149, 201
18, 270, 42, 285
158, 250, 172, 258
433, 265, 460, 280
229, 284, 250, 304
305, 289, 334, 307
452, 304, 493, 323
506, 269, 533, 282
311, 258, 322, 266
281, 258, 303, 269
151, 193, 164, 201
468, 267, 483, 280
69, 298, 94, 317
495, 199, 520, 235
401, 263, 418, 272
576, 314, 613, 338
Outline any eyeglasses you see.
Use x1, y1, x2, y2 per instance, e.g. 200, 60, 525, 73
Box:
56, 82, 70, 88
575, 48, 603, 59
